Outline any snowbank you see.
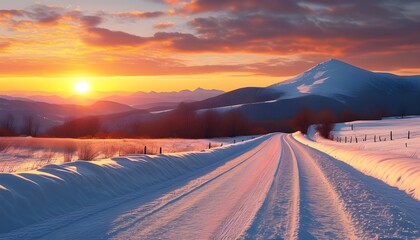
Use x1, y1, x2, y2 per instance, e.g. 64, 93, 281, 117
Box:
295, 127, 420, 201
0, 134, 271, 234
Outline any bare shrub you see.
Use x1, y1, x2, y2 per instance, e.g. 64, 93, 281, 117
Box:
102, 144, 118, 158
77, 144, 100, 161
63, 144, 77, 163
119, 144, 143, 156
42, 150, 56, 164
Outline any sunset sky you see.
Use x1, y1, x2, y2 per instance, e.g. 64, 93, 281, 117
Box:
1, 0, 419, 95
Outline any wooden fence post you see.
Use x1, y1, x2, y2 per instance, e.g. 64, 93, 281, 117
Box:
144, 146, 147, 154
390, 131, 393, 141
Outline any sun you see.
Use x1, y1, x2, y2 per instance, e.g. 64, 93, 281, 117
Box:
74, 80, 91, 94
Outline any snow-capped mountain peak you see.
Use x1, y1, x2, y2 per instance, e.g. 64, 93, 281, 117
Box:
269, 59, 389, 99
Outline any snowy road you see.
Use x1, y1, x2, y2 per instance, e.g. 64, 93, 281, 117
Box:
1, 134, 419, 239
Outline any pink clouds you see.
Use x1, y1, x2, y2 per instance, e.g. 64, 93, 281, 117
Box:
154, 21, 175, 30
0, 1, 419, 78
113, 11, 165, 20
83, 28, 149, 47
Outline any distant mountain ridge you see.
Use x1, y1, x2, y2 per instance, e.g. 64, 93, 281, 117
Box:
0, 88, 224, 108
102, 88, 224, 109
185, 59, 420, 121
0, 98, 136, 133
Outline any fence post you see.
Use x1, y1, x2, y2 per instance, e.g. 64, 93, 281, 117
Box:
364, 135, 367, 141
350, 136, 352, 143
209, 142, 211, 149
374, 135, 376, 142
408, 131, 410, 139
390, 131, 393, 141
160, 147, 162, 154
351, 124, 354, 130
355, 137, 358, 143
144, 146, 147, 154
234, 139, 236, 144
345, 136, 347, 143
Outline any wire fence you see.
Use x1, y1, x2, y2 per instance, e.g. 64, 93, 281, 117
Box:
330, 130, 420, 143
0, 137, 253, 173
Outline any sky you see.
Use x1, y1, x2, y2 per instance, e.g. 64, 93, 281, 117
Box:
1, 0, 419, 95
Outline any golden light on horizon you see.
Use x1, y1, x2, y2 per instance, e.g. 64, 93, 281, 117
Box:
74, 80, 91, 94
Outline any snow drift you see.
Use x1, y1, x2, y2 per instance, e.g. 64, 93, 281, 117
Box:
295, 124, 420, 200
0, 134, 271, 234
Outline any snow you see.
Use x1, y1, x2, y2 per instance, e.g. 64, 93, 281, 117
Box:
0, 135, 270, 234
298, 117, 420, 200
269, 58, 391, 100
0, 137, 249, 173
0, 131, 418, 238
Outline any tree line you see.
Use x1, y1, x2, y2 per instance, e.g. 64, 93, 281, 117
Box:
0, 114, 40, 137
2, 103, 386, 139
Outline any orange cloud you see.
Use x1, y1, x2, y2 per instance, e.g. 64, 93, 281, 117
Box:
82, 28, 150, 47
0, 2, 419, 80
154, 21, 175, 30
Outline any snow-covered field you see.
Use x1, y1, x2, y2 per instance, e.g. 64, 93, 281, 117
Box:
0, 136, 252, 173
0, 118, 419, 239
299, 117, 420, 200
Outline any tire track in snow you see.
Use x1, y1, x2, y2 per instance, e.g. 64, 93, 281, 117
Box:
26, 134, 281, 240
287, 134, 357, 239
245, 135, 300, 239
113, 135, 281, 239
292, 134, 420, 239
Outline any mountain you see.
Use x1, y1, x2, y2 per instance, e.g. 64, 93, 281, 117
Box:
188, 59, 420, 121
102, 88, 224, 109
269, 59, 392, 99
188, 87, 284, 110
87, 59, 420, 134
0, 88, 224, 110
0, 99, 136, 133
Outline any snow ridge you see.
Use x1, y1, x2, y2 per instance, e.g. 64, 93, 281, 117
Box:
0, 135, 271, 234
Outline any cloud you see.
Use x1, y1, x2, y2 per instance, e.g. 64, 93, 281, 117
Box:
178, 0, 303, 14
1, 1, 419, 78
154, 21, 175, 30
0, 4, 104, 30
0, 10, 24, 18
0, 41, 11, 51
81, 16, 103, 27
153, 0, 180, 5
83, 28, 150, 47
113, 11, 165, 20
